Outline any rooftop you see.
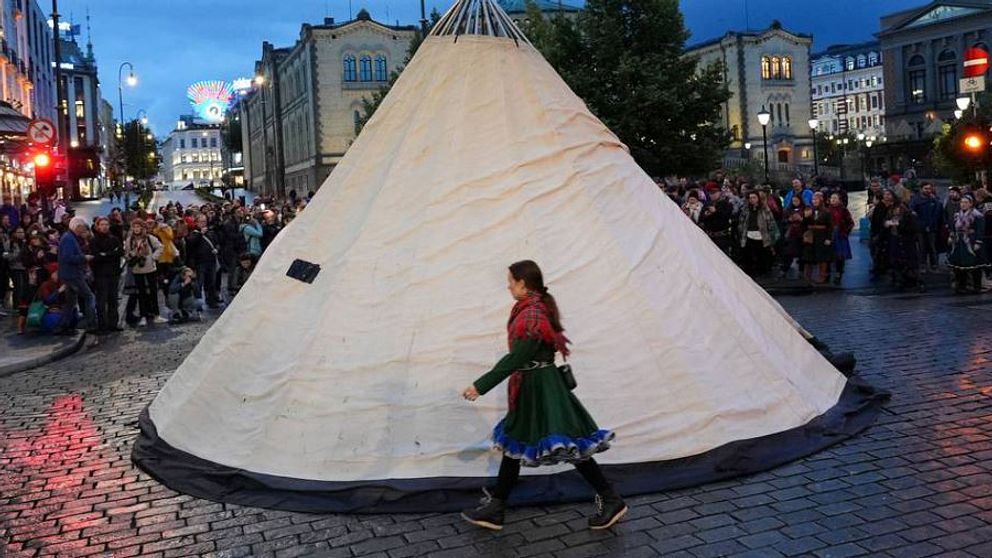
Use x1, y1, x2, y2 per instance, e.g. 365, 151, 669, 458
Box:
686, 21, 812, 52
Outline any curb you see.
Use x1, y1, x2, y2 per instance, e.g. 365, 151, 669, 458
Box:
0, 332, 87, 378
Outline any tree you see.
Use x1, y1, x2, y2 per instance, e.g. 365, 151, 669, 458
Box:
121, 120, 160, 181
934, 92, 992, 186
523, 0, 732, 177
357, 9, 443, 132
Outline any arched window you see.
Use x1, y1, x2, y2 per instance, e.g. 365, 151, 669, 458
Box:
782, 56, 793, 79
374, 56, 388, 81
937, 50, 957, 100
343, 55, 357, 82
906, 54, 926, 104
868, 51, 879, 65
771, 56, 781, 79
761, 56, 771, 80
359, 56, 373, 81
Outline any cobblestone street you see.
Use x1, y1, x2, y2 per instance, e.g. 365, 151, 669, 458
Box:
2, 286, 992, 558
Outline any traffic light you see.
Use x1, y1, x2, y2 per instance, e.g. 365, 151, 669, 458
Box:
32, 148, 57, 195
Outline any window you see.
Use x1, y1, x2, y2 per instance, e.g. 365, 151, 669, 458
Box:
191, 138, 198, 148
782, 56, 793, 79
374, 56, 388, 81
871, 94, 878, 109
868, 51, 879, 65
179, 139, 185, 149
785, 103, 790, 125
771, 56, 781, 79
210, 137, 217, 148
761, 56, 771, 79
343, 55, 357, 82
937, 50, 957, 100
906, 54, 926, 104
857, 55, 866, 68
776, 103, 783, 124
359, 56, 372, 81
845, 57, 855, 70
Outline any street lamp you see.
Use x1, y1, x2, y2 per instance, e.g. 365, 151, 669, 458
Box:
954, 109, 964, 120
808, 118, 819, 176
757, 106, 771, 184
956, 96, 972, 111
118, 62, 137, 187
135, 109, 148, 126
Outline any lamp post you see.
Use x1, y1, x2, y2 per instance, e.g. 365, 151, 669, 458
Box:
117, 62, 137, 188
808, 118, 819, 177
135, 109, 148, 126
743, 142, 751, 160
757, 106, 771, 184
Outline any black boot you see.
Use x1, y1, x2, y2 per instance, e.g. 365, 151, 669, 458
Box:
461, 492, 505, 531
588, 490, 627, 530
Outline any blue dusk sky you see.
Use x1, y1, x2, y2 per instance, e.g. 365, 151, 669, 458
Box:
73, 0, 929, 135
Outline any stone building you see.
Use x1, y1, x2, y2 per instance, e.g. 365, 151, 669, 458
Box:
876, 1, 992, 174
499, 0, 581, 24
160, 116, 226, 189
686, 22, 815, 175
811, 41, 886, 139
240, 10, 416, 197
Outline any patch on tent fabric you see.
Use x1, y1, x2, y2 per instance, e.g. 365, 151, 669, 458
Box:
286, 259, 320, 284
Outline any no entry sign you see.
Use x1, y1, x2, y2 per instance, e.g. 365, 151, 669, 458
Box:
964, 46, 990, 78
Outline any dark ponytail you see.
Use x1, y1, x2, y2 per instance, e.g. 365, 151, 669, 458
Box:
509, 260, 564, 332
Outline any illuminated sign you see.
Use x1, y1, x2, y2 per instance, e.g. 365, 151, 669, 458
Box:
186, 80, 235, 123
232, 77, 252, 95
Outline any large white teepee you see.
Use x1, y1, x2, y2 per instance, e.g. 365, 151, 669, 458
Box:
134, 0, 883, 512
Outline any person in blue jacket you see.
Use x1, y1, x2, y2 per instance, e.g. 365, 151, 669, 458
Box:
910, 182, 943, 272
55, 217, 97, 334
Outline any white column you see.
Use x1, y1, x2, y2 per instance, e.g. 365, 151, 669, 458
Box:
83, 76, 95, 145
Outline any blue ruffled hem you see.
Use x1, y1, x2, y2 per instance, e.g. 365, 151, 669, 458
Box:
492, 419, 615, 467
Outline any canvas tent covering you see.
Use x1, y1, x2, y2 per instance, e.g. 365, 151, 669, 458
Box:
133, 0, 886, 513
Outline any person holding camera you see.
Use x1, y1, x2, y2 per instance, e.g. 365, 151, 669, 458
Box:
124, 218, 163, 326
460, 260, 624, 532
167, 266, 200, 323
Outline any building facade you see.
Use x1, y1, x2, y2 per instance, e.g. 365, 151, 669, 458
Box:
879, 2, 992, 141
499, 0, 581, 24
811, 42, 886, 139
54, 29, 109, 198
240, 10, 416, 196
161, 116, 226, 189
686, 22, 815, 174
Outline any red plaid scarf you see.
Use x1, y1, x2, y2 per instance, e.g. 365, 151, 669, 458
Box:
506, 293, 570, 411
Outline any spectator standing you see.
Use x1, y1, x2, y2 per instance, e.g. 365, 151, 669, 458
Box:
55, 217, 97, 334
90, 217, 124, 332
783, 178, 813, 209
828, 193, 854, 285
124, 219, 163, 326
780, 196, 805, 279
700, 186, 733, 256
186, 215, 221, 308
3, 227, 28, 332
803, 192, 834, 284
738, 191, 778, 277
948, 194, 987, 294
910, 182, 943, 272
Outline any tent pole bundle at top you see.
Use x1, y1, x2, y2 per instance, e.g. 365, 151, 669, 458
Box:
431, 0, 532, 43
131, 0, 888, 514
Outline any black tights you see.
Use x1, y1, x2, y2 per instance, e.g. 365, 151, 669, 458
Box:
491, 455, 611, 500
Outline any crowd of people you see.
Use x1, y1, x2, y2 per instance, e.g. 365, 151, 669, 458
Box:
663, 172, 990, 294
0, 189, 308, 336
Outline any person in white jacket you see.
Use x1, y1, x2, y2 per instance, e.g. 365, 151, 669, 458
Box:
123, 218, 163, 326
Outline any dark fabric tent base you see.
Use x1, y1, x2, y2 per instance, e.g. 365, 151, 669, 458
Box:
132, 375, 889, 514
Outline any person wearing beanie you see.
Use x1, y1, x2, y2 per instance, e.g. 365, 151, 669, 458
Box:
55, 216, 97, 334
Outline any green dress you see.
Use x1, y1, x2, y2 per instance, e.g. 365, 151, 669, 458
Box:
473, 338, 614, 467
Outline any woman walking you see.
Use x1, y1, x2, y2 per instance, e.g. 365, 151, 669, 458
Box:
460, 260, 625, 531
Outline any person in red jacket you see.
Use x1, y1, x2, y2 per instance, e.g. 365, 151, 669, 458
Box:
828, 193, 855, 285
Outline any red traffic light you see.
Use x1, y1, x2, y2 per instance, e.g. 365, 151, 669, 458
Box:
33, 151, 52, 167
964, 133, 985, 152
